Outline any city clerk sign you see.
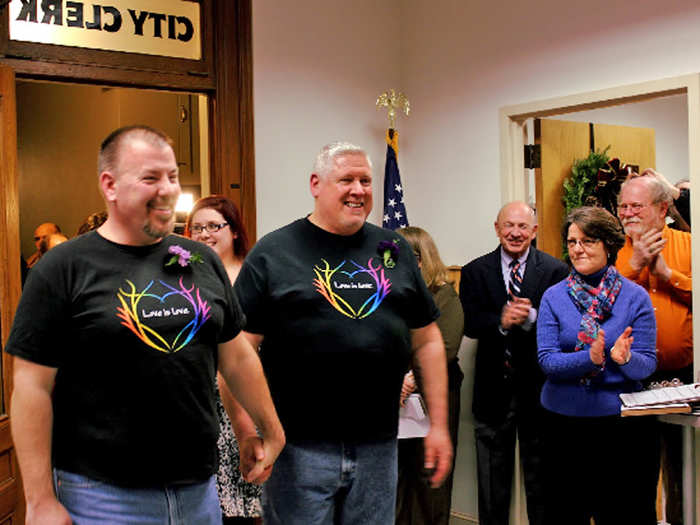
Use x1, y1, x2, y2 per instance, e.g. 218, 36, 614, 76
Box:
9, 0, 201, 60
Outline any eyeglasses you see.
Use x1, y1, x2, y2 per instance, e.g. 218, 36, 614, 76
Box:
190, 222, 229, 234
566, 238, 601, 250
617, 203, 647, 214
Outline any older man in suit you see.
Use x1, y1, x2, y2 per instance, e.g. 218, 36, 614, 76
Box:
459, 201, 568, 525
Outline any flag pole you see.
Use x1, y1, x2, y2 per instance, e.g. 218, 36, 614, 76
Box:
377, 90, 411, 230
376, 89, 410, 130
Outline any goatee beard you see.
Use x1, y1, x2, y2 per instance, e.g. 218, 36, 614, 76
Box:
143, 218, 174, 240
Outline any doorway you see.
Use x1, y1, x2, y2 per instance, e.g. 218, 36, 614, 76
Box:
15, 80, 209, 262
0, 76, 212, 523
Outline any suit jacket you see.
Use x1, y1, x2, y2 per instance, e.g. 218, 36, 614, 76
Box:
460, 246, 569, 424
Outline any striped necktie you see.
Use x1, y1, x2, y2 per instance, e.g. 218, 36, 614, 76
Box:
508, 259, 522, 301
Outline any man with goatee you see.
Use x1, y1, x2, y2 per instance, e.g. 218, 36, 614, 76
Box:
6, 126, 285, 524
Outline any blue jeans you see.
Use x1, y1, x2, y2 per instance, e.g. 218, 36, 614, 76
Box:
262, 438, 398, 525
54, 469, 222, 524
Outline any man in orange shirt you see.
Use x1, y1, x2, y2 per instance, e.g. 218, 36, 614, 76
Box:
616, 174, 692, 525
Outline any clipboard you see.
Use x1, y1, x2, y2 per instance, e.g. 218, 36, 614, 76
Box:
398, 393, 431, 439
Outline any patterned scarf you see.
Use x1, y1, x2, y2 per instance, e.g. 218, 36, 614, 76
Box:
566, 265, 622, 353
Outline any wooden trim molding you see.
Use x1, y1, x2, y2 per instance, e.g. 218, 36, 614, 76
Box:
0, 63, 22, 524
0, 65, 20, 408
208, 0, 256, 241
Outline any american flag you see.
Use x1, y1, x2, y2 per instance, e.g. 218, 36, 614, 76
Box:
382, 129, 408, 230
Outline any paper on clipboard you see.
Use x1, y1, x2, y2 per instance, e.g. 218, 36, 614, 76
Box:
398, 393, 431, 439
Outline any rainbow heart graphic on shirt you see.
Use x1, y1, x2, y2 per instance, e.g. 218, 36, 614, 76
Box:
313, 258, 391, 319
116, 277, 211, 353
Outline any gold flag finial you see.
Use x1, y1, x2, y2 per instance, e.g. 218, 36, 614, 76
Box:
376, 89, 410, 129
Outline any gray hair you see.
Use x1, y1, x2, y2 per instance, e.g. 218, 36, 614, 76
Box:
312, 142, 372, 178
619, 175, 672, 207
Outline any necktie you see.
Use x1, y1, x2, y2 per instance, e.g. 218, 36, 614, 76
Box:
503, 259, 523, 375
508, 260, 522, 301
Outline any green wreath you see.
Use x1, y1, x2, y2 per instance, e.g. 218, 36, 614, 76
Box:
562, 146, 610, 216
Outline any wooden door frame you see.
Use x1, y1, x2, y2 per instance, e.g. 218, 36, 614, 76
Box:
500, 73, 700, 525
0, 62, 21, 525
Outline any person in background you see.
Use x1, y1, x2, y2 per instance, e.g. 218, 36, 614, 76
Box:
44, 233, 68, 251
187, 195, 263, 525
26, 222, 60, 267
616, 174, 692, 525
6, 125, 284, 524
234, 141, 452, 524
640, 169, 690, 231
77, 211, 108, 235
459, 201, 568, 525
20, 255, 28, 286
395, 226, 464, 525
671, 178, 691, 231
538, 206, 657, 525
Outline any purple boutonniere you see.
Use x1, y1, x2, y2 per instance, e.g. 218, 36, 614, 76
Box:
166, 245, 204, 268
377, 239, 400, 268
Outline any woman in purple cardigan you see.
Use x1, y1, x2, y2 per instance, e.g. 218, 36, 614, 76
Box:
537, 206, 657, 525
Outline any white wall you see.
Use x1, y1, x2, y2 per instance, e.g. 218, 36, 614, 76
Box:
252, 0, 401, 236
400, 0, 700, 267
254, 1, 698, 261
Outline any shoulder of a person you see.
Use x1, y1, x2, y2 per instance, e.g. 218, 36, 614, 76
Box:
618, 275, 653, 301
255, 219, 304, 246
24, 234, 98, 288
241, 219, 305, 265
542, 277, 568, 300
434, 282, 458, 300
532, 247, 568, 269
167, 233, 204, 249
361, 221, 406, 245
665, 225, 692, 243
462, 246, 499, 271
33, 233, 86, 267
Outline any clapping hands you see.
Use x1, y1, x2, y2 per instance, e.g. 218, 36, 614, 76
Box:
589, 327, 633, 366
610, 326, 633, 366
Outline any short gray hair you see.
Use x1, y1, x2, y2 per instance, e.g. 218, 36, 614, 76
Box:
619, 175, 672, 207
312, 142, 372, 178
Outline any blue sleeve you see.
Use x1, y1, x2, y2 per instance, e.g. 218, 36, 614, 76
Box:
617, 286, 657, 380
537, 287, 601, 380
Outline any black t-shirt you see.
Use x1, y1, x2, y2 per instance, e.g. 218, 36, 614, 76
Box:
6, 232, 244, 487
234, 218, 438, 441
